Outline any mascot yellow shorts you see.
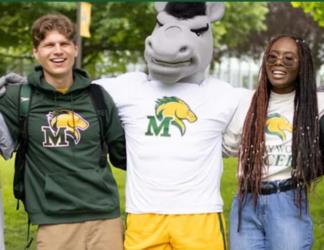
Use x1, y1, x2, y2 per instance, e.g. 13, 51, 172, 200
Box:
125, 213, 227, 250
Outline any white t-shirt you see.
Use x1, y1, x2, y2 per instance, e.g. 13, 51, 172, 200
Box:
264, 91, 324, 180
94, 72, 240, 214
223, 90, 324, 181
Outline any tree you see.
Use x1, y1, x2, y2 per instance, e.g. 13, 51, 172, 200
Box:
233, 2, 324, 72
292, 2, 324, 27
0, 2, 75, 75
209, 2, 267, 72
81, 2, 156, 77
213, 2, 268, 60
82, 2, 268, 77
0, 2, 268, 77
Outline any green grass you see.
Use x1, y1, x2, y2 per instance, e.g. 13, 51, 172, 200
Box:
1, 158, 324, 249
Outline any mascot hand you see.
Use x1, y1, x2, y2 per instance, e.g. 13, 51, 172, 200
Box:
0, 73, 27, 96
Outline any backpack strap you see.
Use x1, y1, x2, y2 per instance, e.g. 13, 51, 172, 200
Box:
19, 84, 32, 121
14, 84, 32, 210
18, 84, 32, 145
25, 217, 33, 250
89, 84, 108, 167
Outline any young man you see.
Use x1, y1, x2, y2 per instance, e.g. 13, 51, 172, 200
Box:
0, 14, 126, 250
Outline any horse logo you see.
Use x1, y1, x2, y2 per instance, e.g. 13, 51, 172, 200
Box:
265, 113, 292, 141
155, 96, 197, 135
47, 110, 89, 144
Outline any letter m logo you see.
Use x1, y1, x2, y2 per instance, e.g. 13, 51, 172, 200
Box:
42, 127, 69, 147
145, 116, 171, 137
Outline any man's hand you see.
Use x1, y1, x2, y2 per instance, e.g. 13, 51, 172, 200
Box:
0, 73, 27, 96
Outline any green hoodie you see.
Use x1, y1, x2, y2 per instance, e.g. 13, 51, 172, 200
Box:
0, 66, 126, 224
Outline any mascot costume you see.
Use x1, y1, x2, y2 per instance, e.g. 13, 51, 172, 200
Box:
0, 3, 243, 250
95, 3, 241, 249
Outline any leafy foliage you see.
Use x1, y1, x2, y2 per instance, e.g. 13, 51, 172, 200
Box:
0, 2, 267, 77
234, 2, 324, 71
81, 2, 155, 77
0, 2, 75, 75
209, 2, 267, 72
292, 2, 324, 27
213, 2, 268, 59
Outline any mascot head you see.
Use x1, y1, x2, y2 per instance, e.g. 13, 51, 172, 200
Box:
144, 2, 224, 84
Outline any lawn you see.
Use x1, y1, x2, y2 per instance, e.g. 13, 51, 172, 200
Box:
1, 157, 324, 249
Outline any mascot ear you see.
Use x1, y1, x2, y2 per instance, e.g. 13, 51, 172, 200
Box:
206, 2, 225, 22
154, 2, 167, 12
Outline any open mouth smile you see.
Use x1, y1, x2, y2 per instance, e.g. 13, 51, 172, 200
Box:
271, 69, 287, 78
50, 58, 67, 64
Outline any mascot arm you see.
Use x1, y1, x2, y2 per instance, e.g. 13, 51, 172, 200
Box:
0, 113, 15, 160
222, 88, 253, 158
317, 92, 324, 118
0, 72, 27, 97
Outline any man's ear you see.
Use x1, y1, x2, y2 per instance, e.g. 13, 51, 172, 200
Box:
74, 44, 79, 58
33, 47, 39, 61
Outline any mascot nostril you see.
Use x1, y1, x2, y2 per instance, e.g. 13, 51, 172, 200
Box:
179, 46, 188, 53
147, 39, 153, 49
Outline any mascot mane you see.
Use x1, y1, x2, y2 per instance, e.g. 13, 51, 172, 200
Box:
165, 3, 206, 19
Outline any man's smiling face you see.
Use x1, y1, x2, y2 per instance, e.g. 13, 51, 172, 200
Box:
33, 30, 78, 84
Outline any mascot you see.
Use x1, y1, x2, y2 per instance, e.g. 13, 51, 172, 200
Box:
0, 3, 242, 249
95, 3, 240, 249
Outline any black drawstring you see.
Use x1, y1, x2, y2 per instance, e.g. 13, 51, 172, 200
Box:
237, 202, 242, 232
70, 94, 77, 165
25, 217, 33, 249
236, 194, 245, 232
236, 191, 249, 233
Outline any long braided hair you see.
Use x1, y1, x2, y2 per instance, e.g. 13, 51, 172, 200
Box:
238, 34, 322, 221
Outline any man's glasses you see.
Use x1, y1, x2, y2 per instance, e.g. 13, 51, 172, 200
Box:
266, 53, 298, 68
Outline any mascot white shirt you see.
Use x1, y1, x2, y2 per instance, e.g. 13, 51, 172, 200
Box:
95, 2, 244, 214
95, 72, 240, 214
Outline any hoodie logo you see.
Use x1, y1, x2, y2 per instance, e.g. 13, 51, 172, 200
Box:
265, 113, 292, 141
42, 110, 89, 147
20, 97, 30, 102
145, 96, 197, 137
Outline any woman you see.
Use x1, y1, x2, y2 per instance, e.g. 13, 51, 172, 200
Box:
229, 35, 324, 250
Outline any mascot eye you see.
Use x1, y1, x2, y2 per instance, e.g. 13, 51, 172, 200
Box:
156, 19, 164, 27
190, 24, 209, 37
